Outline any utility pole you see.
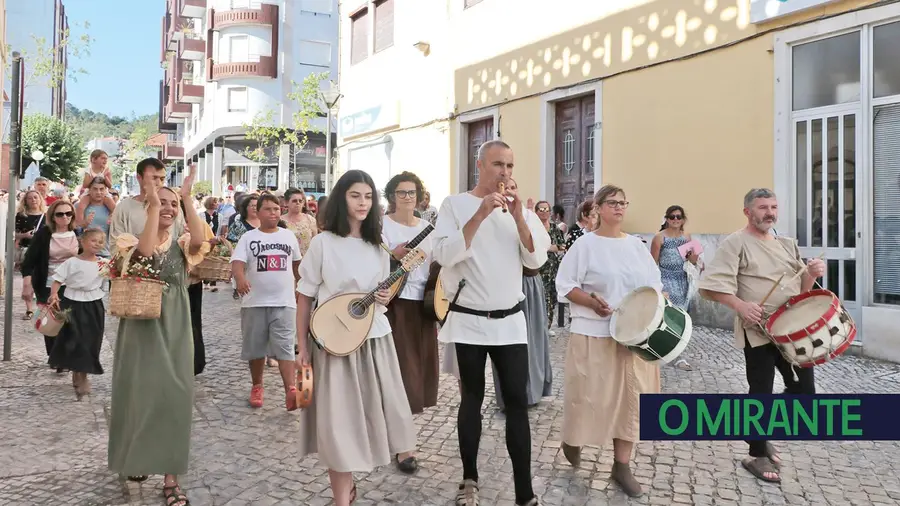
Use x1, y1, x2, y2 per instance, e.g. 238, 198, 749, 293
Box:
4, 52, 24, 361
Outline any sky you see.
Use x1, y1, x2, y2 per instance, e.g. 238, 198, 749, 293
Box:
64, 0, 164, 118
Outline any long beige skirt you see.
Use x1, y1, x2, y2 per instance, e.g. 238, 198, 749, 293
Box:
563, 333, 661, 446
297, 333, 417, 472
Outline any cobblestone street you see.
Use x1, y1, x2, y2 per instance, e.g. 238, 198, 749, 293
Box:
2, 278, 900, 506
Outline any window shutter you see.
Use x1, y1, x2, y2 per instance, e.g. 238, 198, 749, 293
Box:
873, 104, 900, 304
350, 9, 369, 65
374, 0, 394, 53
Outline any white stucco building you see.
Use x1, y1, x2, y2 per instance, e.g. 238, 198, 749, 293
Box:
335, 0, 453, 205
158, 0, 338, 195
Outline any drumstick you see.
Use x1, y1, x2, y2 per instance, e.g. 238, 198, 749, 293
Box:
783, 252, 826, 285
759, 274, 785, 307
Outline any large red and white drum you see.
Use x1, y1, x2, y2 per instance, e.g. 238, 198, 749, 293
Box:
763, 289, 856, 368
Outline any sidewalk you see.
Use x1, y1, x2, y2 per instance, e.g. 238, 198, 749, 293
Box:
1, 276, 899, 505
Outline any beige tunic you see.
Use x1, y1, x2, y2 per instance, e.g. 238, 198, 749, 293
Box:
698, 230, 805, 348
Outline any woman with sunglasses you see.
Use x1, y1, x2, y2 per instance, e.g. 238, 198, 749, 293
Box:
650, 205, 699, 371
21, 199, 80, 367
555, 185, 663, 498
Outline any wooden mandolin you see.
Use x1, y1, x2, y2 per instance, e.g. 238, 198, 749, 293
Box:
386, 223, 435, 300
422, 263, 451, 323
310, 248, 428, 356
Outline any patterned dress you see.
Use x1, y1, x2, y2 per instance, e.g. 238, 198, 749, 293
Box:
540, 225, 567, 325
658, 235, 691, 310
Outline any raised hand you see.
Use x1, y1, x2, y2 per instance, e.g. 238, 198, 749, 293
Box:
181, 166, 196, 201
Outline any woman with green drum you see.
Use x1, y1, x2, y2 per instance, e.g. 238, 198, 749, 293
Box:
554, 184, 664, 499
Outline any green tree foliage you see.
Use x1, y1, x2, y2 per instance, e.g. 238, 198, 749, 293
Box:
22, 114, 86, 183
192, 181, 212, 196
242, 71, 329, 162
7, 21, 93, 88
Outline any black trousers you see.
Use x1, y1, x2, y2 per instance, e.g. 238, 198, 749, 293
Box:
456, 343, 535, 505
743, 333, 815, 457
188, 282, 206, 375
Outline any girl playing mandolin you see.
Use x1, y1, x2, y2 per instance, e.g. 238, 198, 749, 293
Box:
382, 171, 439, 418
295, 170, 418, 506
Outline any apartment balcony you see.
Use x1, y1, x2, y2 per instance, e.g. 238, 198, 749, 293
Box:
180, 0, 206, 18
177, 77, 204, 104
209, 3, 278, 30
162, 140, 185, 161
165, 15, 188, 52
208, 55, 276, 80
179, 35, 205, 61
165, 95, 191, 123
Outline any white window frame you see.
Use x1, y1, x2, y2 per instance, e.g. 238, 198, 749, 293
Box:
228, 35, 250, 63
298, 40, 332, 68
227, 87, 248, 112
538, 81, 602, 202
773, 2, 900, 308
453, 107, 500, 194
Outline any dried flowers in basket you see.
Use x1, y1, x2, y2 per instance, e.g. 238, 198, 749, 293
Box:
103, 238, 166, 320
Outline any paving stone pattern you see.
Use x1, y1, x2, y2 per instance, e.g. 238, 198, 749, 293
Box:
1, 278, 900, 505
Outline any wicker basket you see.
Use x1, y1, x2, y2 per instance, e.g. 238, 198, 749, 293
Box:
109, 248, 165, 320
193, 240, 233, 282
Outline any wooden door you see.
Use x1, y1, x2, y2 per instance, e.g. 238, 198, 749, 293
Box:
466, 118, 494, 191
554, 95, 595, 224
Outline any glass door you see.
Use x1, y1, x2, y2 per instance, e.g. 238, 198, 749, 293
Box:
793, 112, 862, 329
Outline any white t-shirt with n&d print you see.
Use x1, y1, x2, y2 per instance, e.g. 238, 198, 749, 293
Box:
231, 227, 302, 309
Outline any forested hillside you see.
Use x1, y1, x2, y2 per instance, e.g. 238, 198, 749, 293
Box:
65, 103, 158, 143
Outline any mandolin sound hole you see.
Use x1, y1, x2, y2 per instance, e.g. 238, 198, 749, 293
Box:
348, 299, 368, 319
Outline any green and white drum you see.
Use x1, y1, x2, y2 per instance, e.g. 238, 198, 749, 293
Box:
609, 286, 693, 364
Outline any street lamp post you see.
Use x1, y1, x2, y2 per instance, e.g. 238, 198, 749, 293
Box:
320, 82, 342, 195
31, 150, 45, 180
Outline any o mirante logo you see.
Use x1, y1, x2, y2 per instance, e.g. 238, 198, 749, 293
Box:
640, 395, 898, 441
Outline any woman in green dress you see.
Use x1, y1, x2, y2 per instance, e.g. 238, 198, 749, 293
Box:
107, 173, 210, 506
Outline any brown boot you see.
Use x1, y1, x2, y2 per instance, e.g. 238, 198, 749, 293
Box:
610, 461, 643, 497
561, 442, 581, 467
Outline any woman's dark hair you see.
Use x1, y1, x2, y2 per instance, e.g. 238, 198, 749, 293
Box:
552, 204, 565, 221
578, 200, 593, 221
238, 193, 260, 220
284, 188, 307, 212
88, 175, 110, 189
256, 193, 281, 211
45, 199, 76, 232
660, 205, 687, 231
322, 170, 383, 246
383, 171, 425, 214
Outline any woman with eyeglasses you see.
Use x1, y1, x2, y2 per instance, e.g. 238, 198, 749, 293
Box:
21, 200, 80, 368
554, 185, 663, 498
650, 205, 698, 371
282, 188, 318, 256
381, 172, 438, 424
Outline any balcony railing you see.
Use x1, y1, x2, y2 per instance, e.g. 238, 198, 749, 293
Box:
209, 3, 277, 30
209, 54, 276, 80
179, 34, 205, 61
177, 77, 204, 104
163, 140, 185, 161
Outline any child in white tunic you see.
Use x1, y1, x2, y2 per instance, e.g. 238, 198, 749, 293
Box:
295, 170, 417, 506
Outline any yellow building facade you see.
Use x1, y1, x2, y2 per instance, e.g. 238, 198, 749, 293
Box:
336, 0, 900, 361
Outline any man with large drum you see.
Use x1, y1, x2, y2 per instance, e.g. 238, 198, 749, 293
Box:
698, 188, 826, 484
